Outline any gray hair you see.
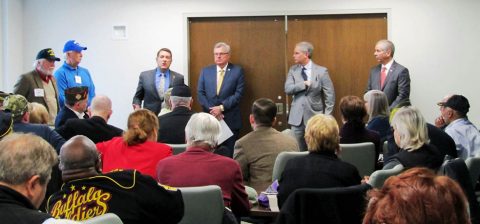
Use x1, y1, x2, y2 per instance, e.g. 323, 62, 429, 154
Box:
59, 135, 99, 171
171, 96, 192, 107
391, 106, 429, 151
213, 42, 231, 53
296, 41, 314, 59
376, 39, 395, 57
185, 112, 220, 147
0, 133, 57, 185
364, 90, 390, 122
32, 59, 43, 68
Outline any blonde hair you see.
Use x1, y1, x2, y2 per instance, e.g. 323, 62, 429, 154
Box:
28, 102, 49, 124
123, 109, 159, 146
364, 90, 390, 122
305, 114, 340, 153
391, 107, 429, 151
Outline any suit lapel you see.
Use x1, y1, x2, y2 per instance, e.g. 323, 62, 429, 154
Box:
218, 64, 233, 95
150, 69, 160, 99
383, 61, 398, 90
32, 71, 49, 103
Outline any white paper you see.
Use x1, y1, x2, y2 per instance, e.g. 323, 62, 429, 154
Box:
267, 194, 279, 212
217, 119, 233, 145
75, 75, 82, 84
34, 88, 45, 97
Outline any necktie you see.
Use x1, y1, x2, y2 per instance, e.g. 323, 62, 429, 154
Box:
380, 67, 387, 88
301, 67, 308, 81
217, 69, 225, 95
158, 73, 165, 98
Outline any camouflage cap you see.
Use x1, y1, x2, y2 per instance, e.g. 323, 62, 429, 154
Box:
3, 94, 29, 118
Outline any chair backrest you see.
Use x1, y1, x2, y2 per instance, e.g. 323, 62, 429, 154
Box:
167, 143, 187, 155
81, 213, 123, 224
339, 143, 376, 177
276, 184, 372, 224
272, 151, 309, 181
367, 164, 404, 189
178, 185, 224, 224
382, 141, 388, 155
465, 157, 480, 188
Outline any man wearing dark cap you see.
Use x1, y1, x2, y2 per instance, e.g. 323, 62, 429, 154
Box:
157, 84, 194, 144
0, 111, 13, 140
54, 40, 95, 108
438, 94, 480, 159
13, 48, 61, 125
55, 86, 89, 128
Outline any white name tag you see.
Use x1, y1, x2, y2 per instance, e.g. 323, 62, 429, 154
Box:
34, 88, 45, 97
75, 75, 82, 84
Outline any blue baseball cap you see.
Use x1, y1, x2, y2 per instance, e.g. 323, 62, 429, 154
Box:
63, 40, 87, 53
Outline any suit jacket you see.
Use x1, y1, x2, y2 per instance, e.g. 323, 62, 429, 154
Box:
13, 70, 60, 114
277, 151, 361, 207
0, 185, 52, 224
366, 61, 410, 109
132, 68, 184, 115
157, 106, 194, 144
156, 147, 251, 216
233, 126, 299, 191
55, 116, 123, 143
54, 106, 89, 128
285, 62, 335, 126
197, 63, 245, 131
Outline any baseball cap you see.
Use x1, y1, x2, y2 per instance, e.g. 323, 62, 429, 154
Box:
65, 86, 88, 103
441, 95, 470, 115
2, 95, 29, 118
63, 40, 87, 53
0, 111, 13, 139
36, 48, 60, 61
171, 84, 192, 97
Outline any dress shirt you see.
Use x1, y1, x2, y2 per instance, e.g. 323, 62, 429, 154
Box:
155, 68, 170, 92
445, 118, 480, 159
382, 59, 394, 77
303, 60, 312, 81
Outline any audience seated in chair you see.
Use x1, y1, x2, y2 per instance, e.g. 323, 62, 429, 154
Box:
277, 114, 361, 207
364, 90, 391, 144
383, 106, 443, 171
55, 95, 123, 143
363, 167, 470, 224
0, 133, 57, 224
96, 109, 172, 179
234, 98, 299, 192
28, 102, 50, 124
156, 112, 251, 217
338, 96, 381, 169
47, 135, 184, 224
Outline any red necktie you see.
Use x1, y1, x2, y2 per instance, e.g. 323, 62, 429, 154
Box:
380, 67, 387, 88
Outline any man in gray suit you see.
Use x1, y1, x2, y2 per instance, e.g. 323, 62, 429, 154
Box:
13, 48, 61, 125
285, 41, 335, 151
366, 40, 410, 109
133, 48, 184, 115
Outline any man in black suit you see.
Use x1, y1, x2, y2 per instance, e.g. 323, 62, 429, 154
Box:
366, 40, 410, 109
157, 84, 194, 144
55, 95, 123, 143
55, 86, 89, 128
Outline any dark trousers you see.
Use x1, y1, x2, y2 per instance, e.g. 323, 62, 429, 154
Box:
215, 130, 239, 158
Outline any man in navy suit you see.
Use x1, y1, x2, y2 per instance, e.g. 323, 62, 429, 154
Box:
366, 40, 410, 109
197, 42, 245, 158
133, 48, 184, 115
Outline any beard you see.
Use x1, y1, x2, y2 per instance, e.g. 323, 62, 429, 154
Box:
38, 67, 54, 76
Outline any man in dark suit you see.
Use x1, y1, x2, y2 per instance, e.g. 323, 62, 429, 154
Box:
158, 85, 194, 144
55, 86, 89, 128
133, 48, 184, 115
197, 42, 245, 157
13, 48, 61, 125
55, 95, 123, 143
366, 40, 410, 109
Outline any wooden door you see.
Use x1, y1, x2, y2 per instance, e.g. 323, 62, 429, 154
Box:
188, 16, 287, 136
287, 14, 387, 124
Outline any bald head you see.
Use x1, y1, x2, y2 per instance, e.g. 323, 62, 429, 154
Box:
59, 135, 99, 175
90, 95, 112, 121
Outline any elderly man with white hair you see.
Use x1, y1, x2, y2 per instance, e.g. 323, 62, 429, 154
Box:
14, 48, 61, 125
156, 112, 251, 217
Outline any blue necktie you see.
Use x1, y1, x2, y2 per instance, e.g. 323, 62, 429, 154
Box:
301, 67, 308, 81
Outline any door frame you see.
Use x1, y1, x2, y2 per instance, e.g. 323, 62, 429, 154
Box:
182, 8, 391, 83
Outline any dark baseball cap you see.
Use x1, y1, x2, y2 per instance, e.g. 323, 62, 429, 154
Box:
65, 86, 88, 102
0, 111, 13, 139
36, 48, 60, 61
171, 84, 192, 97
441, 95, 470, 115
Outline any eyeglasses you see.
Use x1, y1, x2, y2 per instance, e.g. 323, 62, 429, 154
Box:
214, 52, 229, 56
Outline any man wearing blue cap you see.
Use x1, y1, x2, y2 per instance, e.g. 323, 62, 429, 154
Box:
13, 48, 61, 125
54, 40, 95, 108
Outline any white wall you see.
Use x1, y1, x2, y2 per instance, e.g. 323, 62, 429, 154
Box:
2, 0, 479, 128
1, 0, 23, 90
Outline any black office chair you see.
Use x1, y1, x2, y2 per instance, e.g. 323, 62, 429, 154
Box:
276, 184, 371, 224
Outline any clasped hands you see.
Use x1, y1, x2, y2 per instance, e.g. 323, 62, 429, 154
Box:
209, 106, 224, 120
